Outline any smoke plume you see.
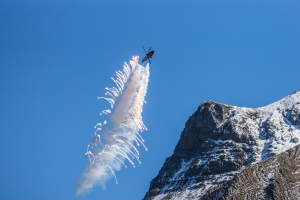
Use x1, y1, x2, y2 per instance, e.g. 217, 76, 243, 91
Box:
76, 56, 150, 195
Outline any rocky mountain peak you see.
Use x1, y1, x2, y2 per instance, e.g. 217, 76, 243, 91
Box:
174, 101, 232, 153
144, 90, 300, 200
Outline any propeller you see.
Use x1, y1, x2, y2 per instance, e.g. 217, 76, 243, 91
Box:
142, 45, 147, 53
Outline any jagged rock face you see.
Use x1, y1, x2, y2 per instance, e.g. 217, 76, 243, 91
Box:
144, 90, 300, 200
203, 144, 300, 200
175, 102, 232, 152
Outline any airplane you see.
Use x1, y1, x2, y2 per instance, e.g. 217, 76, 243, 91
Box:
142, 46, 154, 64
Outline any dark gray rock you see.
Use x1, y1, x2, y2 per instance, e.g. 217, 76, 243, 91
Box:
144, 101, 252, 200
293, 138, 299, 143
203, 144, 300, 200
143, 90, 300, 200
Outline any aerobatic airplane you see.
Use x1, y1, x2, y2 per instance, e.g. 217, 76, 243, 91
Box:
142, 46, 154, 64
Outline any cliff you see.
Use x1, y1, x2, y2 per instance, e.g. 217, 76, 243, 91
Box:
144, 90, 300, 199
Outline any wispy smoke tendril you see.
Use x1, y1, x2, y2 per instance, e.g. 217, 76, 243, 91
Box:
76, 56, 150, 195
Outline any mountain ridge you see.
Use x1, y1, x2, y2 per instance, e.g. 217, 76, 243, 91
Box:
202, 143, 300, 199
144, 90, 300, 200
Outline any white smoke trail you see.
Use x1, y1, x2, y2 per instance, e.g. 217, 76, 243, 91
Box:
76, 56, 150, 195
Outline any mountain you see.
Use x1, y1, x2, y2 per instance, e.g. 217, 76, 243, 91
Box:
202, 143, 300, 199
144, 90, 300, 200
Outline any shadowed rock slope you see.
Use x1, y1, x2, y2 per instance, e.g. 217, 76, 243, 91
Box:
144, 90, 300, 200
202, 144, 300, 199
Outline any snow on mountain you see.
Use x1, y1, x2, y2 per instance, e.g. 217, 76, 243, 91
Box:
202, 144, 300, 199
144, 90, 300, 200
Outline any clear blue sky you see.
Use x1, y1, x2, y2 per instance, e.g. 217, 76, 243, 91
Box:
1, 1, 299, 199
